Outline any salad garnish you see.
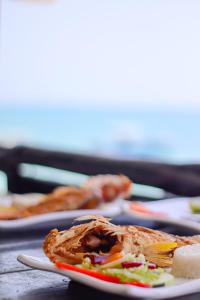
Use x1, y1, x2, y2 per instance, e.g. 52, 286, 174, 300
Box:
56, 252, 174, 288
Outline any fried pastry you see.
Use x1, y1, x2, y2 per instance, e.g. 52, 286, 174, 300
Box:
43, 215, 200, 267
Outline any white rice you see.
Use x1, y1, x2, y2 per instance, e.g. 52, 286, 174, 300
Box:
172, 244, 200, 278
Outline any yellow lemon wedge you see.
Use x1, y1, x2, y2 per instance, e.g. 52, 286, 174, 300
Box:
147, 242, 177, 253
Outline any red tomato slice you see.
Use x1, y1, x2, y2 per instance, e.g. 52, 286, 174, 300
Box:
56, 261, 150, 288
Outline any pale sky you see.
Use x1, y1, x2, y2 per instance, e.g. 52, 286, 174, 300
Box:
1, 0, 200, 110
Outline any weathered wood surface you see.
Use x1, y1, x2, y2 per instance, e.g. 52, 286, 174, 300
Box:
1, 216, 200, 300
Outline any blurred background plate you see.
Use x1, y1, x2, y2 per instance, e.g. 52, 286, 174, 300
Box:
0, 198, 123, 230
124, 198, 200, 232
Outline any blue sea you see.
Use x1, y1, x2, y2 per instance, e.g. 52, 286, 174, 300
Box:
0, 105, 200, 163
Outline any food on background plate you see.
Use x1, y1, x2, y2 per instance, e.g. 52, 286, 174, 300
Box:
19, 187, 90, 218
12, 193, 44, 208
172, 244, 200, 278
129, 202, 167, 218
189, 199, 200, 213
0, 174, 132, 220
82, 174, 132, 203
0, 204, 19, 220
43, 215, 200, 270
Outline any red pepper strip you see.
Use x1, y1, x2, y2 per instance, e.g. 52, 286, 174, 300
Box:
56, 261, 120, 284
125, 282, 150, 288
130, 202, 167, 218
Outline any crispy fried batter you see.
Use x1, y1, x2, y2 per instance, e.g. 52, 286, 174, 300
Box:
43, 215, 200, 267
0, 205, 21, 220
82, 174, 132, 202
21, 187, 90, 218
0, 187, 91, 220
43, 216, 126, 264
0, 174, 133, 220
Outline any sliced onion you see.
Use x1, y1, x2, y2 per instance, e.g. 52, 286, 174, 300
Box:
88, 255, 108, 265
122, 261, 143, 268
148, 263, 157, 270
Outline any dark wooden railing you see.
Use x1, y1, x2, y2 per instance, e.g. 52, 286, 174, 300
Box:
0, 145, 200, 196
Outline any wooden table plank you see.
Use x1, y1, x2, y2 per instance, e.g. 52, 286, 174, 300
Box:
0, 269, 70, 300
1, 269, 200, 300
0, 247, 45, 274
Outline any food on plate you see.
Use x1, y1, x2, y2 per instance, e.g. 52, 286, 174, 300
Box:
0, 205, 19, 220
43, 215, 200, 268
82, 174, 132, 203
129, 202, 167, 218
12, 193, 44, 208
55, 252, 174, 288
172, 244, 200, 278
189, 199, 200, 213
0, 174, 132, 220
0, 187, 90, 220
20, 187, 90, 218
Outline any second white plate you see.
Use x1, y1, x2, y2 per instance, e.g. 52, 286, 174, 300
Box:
0, 199, 122, 230
124, 197, 200, 232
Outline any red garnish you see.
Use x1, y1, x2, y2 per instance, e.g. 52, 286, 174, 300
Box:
130, 202, 167, 217
56, 261, 120, 283
126, 282, 150, 288
55, 261, 150, 288
122, 261, 143, 268
148, 264, 157, 270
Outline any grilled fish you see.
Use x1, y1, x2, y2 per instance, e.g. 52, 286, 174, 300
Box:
43, 215, 200, 267
0, 174, 132, 220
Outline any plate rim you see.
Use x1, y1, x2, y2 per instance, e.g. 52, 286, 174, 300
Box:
123, 198, 200, 232
0, 200, 123, 229
17, 254, 200, 300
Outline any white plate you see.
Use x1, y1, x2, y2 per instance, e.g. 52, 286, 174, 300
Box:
17, 254, 200, 299
0, 195, 122, 230
124, 198, 200, 232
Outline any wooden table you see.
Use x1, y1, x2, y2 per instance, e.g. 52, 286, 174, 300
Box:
1, 215, 200, 300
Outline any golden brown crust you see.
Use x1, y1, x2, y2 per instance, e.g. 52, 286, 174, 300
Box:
43, 229, 59, 263
21, 187, 90, 217
82, 174, 132, 202
175, 235, 200, 246
0, 205, 21, 220
43, 216, 200, 267
0, 174, 133, 220
43, 216, 125, 264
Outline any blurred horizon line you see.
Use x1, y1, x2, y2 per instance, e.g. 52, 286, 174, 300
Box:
1, 100, 200, 114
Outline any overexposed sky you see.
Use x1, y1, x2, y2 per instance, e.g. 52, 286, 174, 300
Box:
0, 0, 200, 109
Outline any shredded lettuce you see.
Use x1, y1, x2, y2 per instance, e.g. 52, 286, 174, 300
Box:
99, 253, 145, 269
79, 253, 174, 286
